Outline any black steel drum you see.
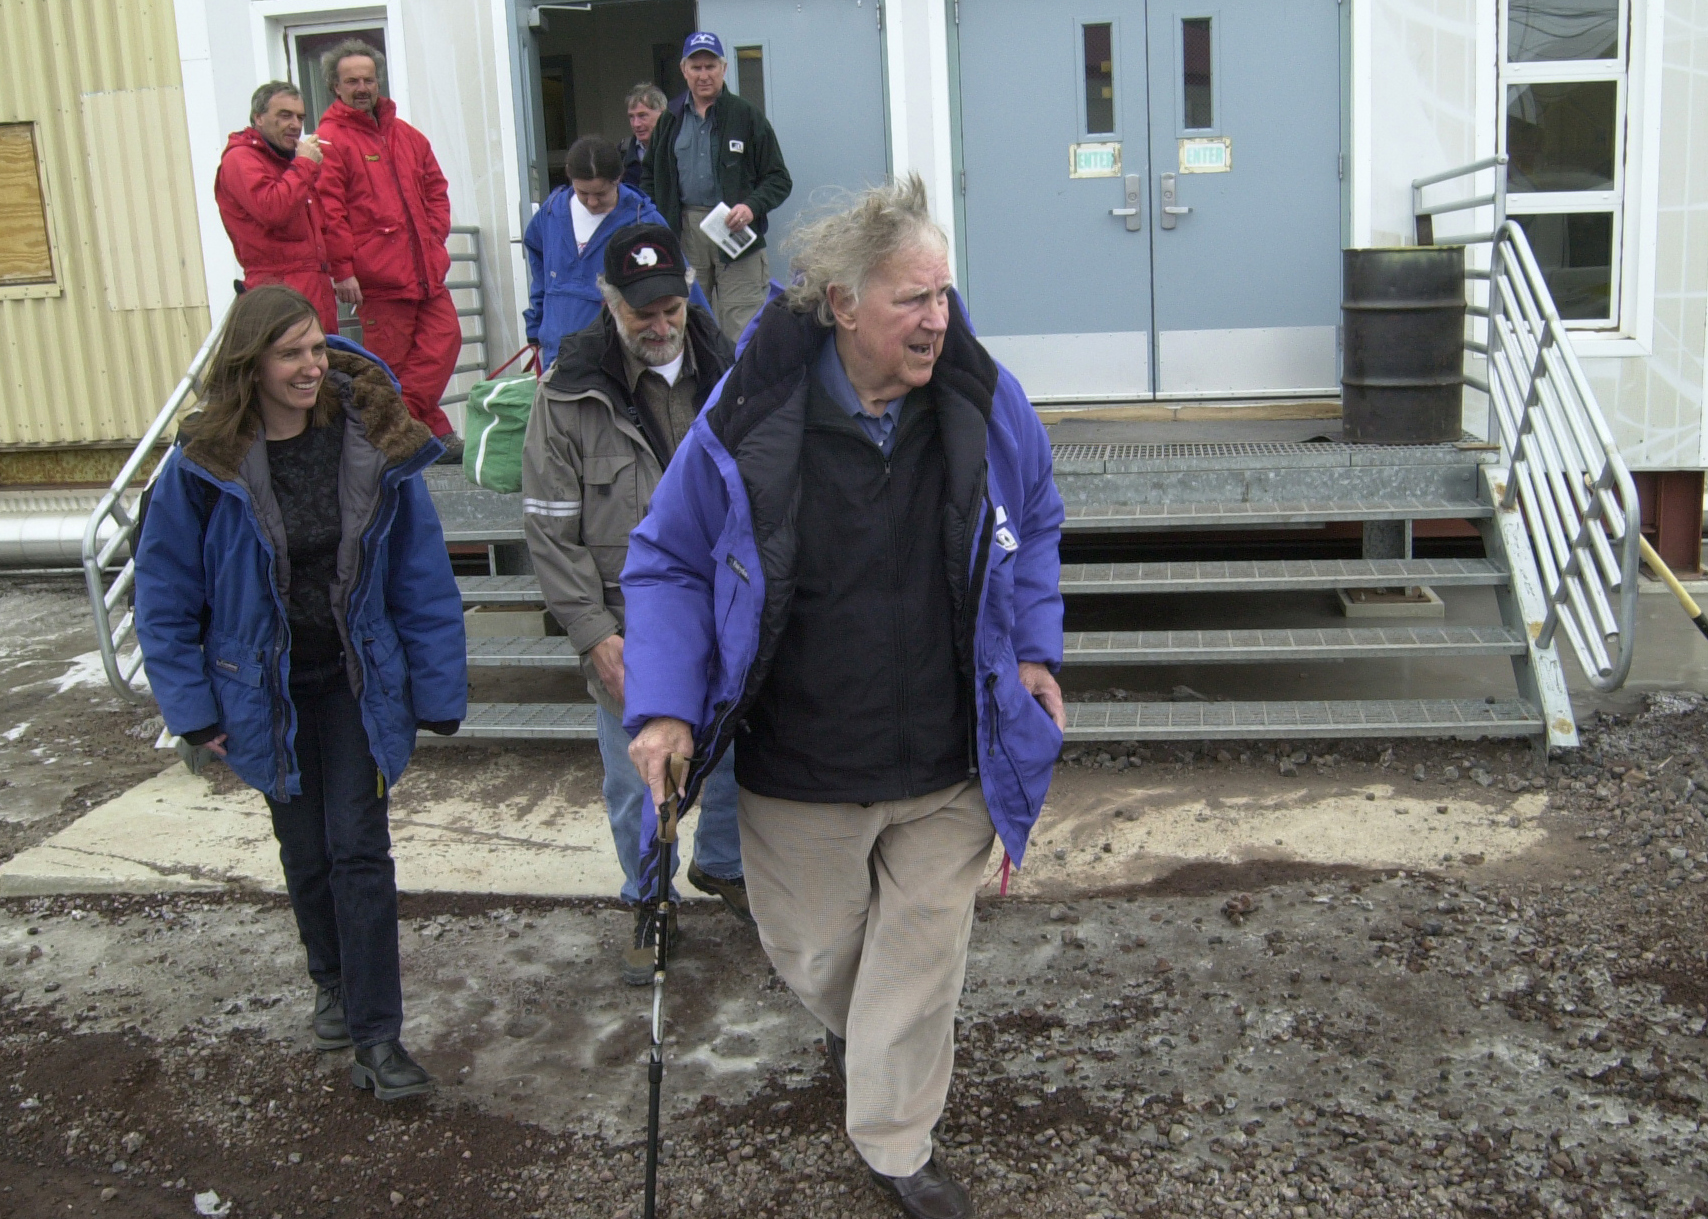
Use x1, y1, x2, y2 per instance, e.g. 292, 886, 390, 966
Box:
1341, 247, 1466, 444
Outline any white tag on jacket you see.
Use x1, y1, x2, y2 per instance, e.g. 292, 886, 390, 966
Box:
993, 505, 1017, 551
728, 139, 744, 153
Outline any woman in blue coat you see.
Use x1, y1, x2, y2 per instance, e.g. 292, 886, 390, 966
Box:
524, 134, 709, 364
135, 284, 467, 1102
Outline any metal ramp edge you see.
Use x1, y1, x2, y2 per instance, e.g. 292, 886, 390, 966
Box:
1059, 557, 1507, 595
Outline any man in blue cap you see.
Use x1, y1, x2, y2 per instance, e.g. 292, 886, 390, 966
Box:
641, 31, 792, 341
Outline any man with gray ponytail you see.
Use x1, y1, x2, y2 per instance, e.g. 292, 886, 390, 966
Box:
622, 176, 1065, 1219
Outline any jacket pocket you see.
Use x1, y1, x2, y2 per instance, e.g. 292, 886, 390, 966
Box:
206, 635, 264, 688
353, 225, 411, 291
580, 453, 640, 553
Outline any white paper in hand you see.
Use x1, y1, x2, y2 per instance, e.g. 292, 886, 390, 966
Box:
698, 202, 757, 259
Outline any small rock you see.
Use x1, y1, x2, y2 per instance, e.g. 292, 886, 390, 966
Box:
1278, 758, 1298, 777
193, 1192, 232, 1218
1153, 958, 1173, 975
42, 982, 60, 994
100, 1188, 116, 1202
1436, 804, 1449, 815
390, 1192, 404, 1207
1413, 764, 1428, 782
1168, 1124, 1192, 1146
1053, 847, 1067, 861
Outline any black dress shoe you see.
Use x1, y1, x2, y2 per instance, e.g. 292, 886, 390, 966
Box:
825, 1028, 846, 1087
351, 1041, 433, 1101
869, 1155, 974, 1219
311, 984, 352, 1050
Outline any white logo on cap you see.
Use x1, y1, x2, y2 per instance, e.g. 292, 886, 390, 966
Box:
633, 247, 659, 268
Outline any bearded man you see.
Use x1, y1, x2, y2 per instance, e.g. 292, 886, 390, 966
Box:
520, 224, 752, 982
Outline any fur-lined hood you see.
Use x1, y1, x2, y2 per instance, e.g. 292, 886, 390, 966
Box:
183, 350, 434, 484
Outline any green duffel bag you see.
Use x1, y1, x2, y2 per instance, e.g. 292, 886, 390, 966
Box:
463, 372, 537, 493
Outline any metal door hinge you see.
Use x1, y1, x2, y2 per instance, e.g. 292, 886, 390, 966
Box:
876, 0, 882, 32
1338, 153, 1345, 180
954, 0, 960, 24
959, 169, 967, 195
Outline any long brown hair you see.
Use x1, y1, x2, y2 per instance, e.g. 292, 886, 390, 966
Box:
182, 285, 333, 449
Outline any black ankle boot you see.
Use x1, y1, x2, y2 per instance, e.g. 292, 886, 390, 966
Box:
351, 1041, 433, 1100
311, 984, 352, 1050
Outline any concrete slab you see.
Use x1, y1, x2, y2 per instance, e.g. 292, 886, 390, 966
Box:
0, 757, 722, 901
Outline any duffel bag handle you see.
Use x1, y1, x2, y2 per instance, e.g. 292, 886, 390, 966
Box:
488, 344, 541, 380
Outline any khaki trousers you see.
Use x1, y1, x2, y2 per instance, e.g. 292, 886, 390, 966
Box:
736, 780, 996, 1177
681, 205, 771, 342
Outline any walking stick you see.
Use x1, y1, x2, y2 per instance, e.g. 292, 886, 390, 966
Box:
644, 753, 690, 1219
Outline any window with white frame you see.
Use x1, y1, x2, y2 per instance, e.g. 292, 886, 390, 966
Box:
1501, 0, 1626, 326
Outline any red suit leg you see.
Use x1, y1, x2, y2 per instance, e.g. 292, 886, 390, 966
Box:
357, 291, 460, 438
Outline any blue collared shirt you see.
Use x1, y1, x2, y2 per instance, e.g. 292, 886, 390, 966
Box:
674, 103, 720, 208
816, 335, 904, 456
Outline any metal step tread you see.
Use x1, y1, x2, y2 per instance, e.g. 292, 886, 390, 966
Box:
1062, 624, 1526, 664
433, 697, 1541, 742
1063, 698, 1543, 740
449, 702, 600, 739
1051, 440, 1499, 474
1060, 557, 1507, 594
1063, 498, 1491, 530
458, 576, 546, 604
466, 636, 580, 665
460, 558, 1510, 604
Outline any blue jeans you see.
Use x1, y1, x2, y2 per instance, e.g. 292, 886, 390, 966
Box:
596, 706, 742, 904
264, 673, 403, 1048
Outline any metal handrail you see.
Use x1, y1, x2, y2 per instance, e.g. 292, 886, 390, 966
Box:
1412, 157, 1639, 691
81, 307, 227, 703
1485, 219, 1640, 690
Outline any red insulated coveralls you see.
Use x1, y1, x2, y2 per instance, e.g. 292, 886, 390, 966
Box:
214, 128, 340, 337
316, 97, 460, 437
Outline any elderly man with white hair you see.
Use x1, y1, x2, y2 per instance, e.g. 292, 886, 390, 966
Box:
622, 176, 1066, 1219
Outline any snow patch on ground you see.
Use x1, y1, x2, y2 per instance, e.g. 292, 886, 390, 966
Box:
51, 650, 145, 695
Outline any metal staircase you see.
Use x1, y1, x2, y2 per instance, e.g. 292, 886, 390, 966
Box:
432, 439, 1562, 749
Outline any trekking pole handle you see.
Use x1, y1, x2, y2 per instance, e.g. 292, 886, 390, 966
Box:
657, 753, 690, 844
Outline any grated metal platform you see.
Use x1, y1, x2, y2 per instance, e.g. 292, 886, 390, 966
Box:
1061, 625, 1526, 665
1062, 698, 1543, 741
1059, 557, 1507, 596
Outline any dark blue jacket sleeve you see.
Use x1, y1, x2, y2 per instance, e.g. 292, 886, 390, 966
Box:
133, 453, 219, 736
620, 424, 728, 737
523, 198, 549, 343
1005, 382, 1066, 668
385, 474, 468, 722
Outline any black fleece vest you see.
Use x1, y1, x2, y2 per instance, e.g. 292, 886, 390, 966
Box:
735, 374, 971, 803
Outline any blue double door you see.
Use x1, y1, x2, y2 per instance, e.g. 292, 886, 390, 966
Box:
956, 0, 1343, 402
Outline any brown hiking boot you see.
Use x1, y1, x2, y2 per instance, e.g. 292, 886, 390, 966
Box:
687, 858, 755, 924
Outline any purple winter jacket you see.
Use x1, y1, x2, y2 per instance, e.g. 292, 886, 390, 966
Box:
620, 290, 1065, 869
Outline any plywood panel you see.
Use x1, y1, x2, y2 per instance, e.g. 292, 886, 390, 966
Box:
0, 124, 53, 284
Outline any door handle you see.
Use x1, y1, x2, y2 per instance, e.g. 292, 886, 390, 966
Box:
1159, 172, 1190, 230
1112, 173, 1143, 232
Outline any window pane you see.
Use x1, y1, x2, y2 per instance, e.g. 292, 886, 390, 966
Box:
0, 124, 54, 284
1506, 81, 1616, 192
1507, 0, 1619, 62
737, 47, 766, 117
1182, 18, 1212, 129
1083, 23, 1114, 135
1512, 212, 1614, 320
294, 27, 389, 130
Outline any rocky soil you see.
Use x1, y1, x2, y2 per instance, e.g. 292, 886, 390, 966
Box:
3, 693, 1706, 1219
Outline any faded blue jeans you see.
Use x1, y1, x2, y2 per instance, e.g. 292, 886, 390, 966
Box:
596, 706, 742, 905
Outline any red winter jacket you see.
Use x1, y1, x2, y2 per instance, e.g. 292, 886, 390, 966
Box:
316, 98, 452, 301
214, 128, 330, 279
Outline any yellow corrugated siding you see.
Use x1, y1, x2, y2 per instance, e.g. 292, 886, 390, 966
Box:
0, 0, 209, 449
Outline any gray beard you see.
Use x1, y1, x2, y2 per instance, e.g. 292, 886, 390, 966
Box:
616, 321, 685, 368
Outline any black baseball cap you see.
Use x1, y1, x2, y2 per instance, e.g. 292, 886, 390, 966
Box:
603, 224, 691, 309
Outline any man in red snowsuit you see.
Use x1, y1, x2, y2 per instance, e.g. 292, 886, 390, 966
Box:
214, 82, 339, 337
316, 40, 463, 455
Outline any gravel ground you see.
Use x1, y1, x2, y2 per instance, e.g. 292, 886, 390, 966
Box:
4, 693, 1708, 1219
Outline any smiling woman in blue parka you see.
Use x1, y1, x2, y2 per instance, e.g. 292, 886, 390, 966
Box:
135, 284, 467, 1102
